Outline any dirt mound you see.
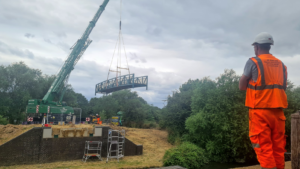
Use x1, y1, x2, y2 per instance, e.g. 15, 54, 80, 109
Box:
0, 124, 39, 146
1, 124, 19, 133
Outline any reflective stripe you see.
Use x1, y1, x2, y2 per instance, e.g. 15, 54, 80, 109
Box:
252, 143, 260, 148
282, 62, 287, 91
248, 84, 285, 90
248, 58, 286, 91
261, 167, 277, 169
253, 57, 265, 85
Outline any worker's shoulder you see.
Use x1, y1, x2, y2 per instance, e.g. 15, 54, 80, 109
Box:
245, 58, 256, 67
271, 55, 287, 67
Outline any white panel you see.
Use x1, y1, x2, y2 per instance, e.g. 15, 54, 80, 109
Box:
43, 128, 52, 138
94, 127, 102, 137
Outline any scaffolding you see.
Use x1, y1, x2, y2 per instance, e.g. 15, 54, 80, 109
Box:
82, 141, 102, 162
106, 129, 125, 163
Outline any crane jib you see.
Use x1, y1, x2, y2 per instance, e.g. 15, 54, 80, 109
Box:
41, 0, 110, 103
26, 0, 110, 116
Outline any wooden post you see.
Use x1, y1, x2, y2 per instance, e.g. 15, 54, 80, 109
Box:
291, 111, 300, 169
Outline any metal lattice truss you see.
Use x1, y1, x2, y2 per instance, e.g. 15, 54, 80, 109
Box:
95, 74, 148, 94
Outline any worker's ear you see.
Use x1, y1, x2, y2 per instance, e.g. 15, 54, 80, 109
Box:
254, 45, 259, 56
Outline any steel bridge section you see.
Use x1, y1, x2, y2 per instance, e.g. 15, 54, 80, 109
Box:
95, 74, 148, 94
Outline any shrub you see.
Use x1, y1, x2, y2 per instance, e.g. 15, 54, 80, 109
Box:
163, 142, 209, 169
0, 115, 8, 125
142, 121, 158, 129
186, 70, 252, 162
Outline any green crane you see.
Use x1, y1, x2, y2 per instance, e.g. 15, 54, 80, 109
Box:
26, 0, 110, 118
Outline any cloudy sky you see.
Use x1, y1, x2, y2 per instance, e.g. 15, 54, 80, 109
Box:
0, 0, 299, 108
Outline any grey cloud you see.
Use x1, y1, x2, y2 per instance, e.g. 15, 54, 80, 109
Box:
129, 52, 147, 63
24, 33, 34, 38
54, 31, 67, 38
57, 42, 70, 53
121, 0, 300, 57
0, 41, 35, 59
146, 26, 162, 37
44, 38, 53, 44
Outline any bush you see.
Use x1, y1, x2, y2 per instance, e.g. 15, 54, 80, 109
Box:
142, 121, 158, 129
186, 70, 252, 162
0, 115, 8, 125
163, 142, 209, 169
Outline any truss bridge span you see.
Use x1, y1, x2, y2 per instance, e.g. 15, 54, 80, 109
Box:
95, 74, 148, 94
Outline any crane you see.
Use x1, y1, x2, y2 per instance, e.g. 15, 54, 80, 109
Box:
26, 0, 110, 120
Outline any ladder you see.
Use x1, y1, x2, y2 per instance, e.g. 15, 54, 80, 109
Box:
106, 129, 125, 163
82, 141, 102, 162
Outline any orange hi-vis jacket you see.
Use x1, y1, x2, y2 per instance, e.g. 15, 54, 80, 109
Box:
245, 54, 288, 108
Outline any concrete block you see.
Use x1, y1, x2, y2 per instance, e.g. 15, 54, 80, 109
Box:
43, 127, 52, 138
94, 127, 102, 137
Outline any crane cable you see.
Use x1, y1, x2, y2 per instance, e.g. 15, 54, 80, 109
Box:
106, 0, 130, 88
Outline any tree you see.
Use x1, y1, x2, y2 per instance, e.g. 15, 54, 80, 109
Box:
88, 90, 160, 127
0, 115, 8, 125
0, 62, 90, 123
186, 70, 251, 162
160, 79, 202, 143
283, 81, 300, 151
0, 62, 43, 123
74, 93, 89, 117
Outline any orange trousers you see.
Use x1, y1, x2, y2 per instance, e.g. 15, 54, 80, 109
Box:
249, 109, 286, 169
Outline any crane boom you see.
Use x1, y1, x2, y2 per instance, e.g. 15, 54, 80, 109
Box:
43, 0, 109, 103
26, 0, 109, 118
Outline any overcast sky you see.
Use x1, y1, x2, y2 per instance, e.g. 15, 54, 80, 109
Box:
0, 0, 299, 108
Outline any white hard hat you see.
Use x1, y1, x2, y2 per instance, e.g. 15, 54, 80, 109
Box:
252, 32, 274, 45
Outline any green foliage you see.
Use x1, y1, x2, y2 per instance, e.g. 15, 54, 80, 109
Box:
0, 62, 89, 123
186, 69, 251, 162
162, 69, 300, 163
283, 81, 300, 151
0, 62, 44, 123
0, 115, 8, 125
88, 90, 160, 128
163, 142, 209, 169
98, 110, 107, 120
160, 79, 201, 143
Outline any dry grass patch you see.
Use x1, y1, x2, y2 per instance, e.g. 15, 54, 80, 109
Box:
0, 124, 39, 146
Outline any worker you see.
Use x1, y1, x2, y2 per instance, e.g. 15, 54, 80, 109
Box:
239, 32, 287, 169
96, 114, 100, 124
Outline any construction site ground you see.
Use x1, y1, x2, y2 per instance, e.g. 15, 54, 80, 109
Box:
0, 124, 292, 169
0, 124, 173, 169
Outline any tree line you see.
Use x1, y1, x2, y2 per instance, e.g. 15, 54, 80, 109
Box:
0, 62, 160, 126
